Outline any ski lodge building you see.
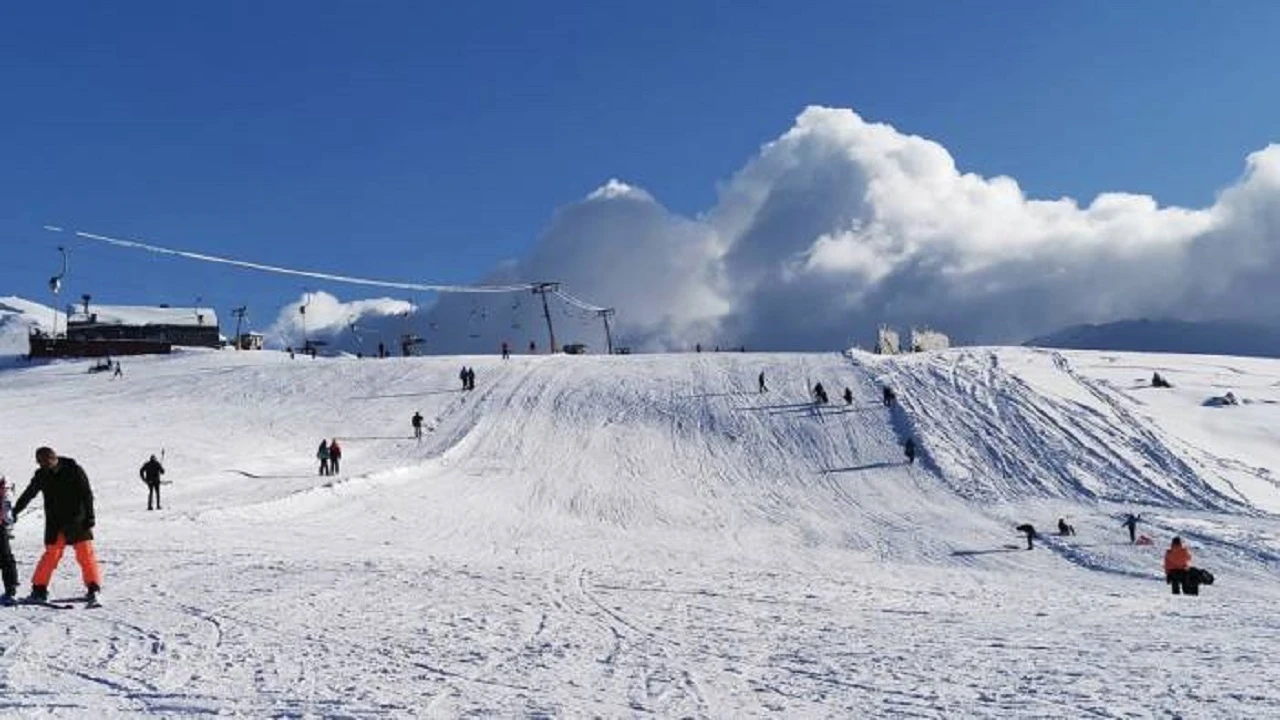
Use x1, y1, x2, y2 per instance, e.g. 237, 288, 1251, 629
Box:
29, 303, 223, 358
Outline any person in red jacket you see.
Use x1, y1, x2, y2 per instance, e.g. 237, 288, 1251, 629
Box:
328, 438, 342, 475
12, 447, 102, 604
1164, 537, 1193, 595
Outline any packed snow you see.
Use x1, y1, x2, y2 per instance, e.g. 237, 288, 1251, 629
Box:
1, 334, 1279, 716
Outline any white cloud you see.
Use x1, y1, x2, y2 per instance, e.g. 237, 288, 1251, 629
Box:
334, 106, 1280, 351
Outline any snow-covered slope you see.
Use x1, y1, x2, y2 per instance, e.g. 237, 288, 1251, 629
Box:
0, 347, 1278, 716
0, 296, 51, 359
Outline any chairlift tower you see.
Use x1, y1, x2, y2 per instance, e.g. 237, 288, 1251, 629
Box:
597, 308, 616, 355
531, 282, 561, 354
232, 306, 248, 349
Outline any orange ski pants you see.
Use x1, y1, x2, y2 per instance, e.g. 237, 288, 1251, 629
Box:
32, 533, 102, 589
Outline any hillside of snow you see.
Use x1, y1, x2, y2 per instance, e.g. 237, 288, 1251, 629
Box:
0, 346, 1278, 716
0, 296, 51, 359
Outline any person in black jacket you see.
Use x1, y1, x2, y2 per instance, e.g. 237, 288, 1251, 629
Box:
1015, 523, 1038, 550
139, 454, 165, 511
12, 447, 102, 604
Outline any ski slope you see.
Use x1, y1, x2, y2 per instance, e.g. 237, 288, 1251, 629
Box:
0, 343, 1279, 717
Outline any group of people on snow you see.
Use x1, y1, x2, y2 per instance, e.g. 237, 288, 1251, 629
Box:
459, 366, 477, 391
0, 447, 102, 607
316, 439, 342, 476
1014, 513, 1212, 596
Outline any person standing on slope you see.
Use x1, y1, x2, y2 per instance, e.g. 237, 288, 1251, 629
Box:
1122, 513, 1141, 544
412, 411, 424, 441
13, 447, 102, 605
758, 371, 767, 394
882, 386, 896, 408
843, 388, 853, 405
1164, 537, 1193, 595
1057, 517, 1076, 536
317, 440, 331, 476
903, 437, 917, 465
501, 341, 510, 360
328, 439, 342, 475
0, 474, 20, 605
139, 454, 165, 511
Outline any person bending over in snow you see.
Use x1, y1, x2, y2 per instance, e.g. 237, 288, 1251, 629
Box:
0, 475, 20, 605
139, 454, 164, 511
1015, 524, 1038, 550
1164, 537, 1193, 595
13, 447, 102, 605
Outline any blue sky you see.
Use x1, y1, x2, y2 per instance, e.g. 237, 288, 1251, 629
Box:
2, 1, 1278, 336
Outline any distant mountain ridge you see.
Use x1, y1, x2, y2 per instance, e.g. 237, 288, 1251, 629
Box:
1025, 318, 1280, 358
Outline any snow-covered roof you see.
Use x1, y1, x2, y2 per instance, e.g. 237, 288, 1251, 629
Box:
69, 305, 219, 327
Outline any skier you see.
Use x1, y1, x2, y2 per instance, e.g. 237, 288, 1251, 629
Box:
758, 371, 767, 394
1015, 523, 1038, 550
903, 437, 917, 465
1164, 537, 1193, 595
459, 366, 469, 391
0, 474, 19, 606
412, 411, 424, 440
882, 386, 896, 408
12, 447, 102, 605
1122, 513, 1141, 544
843, 388, 853, 405
328, 439, 342, 475
1057, 517, 1076, 536
112, 361, 123, 379
139, 454, 165, 511
317, 440, 331, 476
501, 341, 510, 360
466, 367, 476, 391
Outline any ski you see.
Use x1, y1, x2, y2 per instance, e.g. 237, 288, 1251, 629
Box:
19, 599, 74, 610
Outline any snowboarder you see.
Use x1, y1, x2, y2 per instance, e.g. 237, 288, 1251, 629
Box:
882, 386, 896, 408
903, 437, 916, 465
317, 440, 331, 476
412, 411, 424, 440
0, 475, 19, 606
1164, 537, 1193, 595
1057, 518, 1076, 536
12, 447, 102, 605
501, 341, 510, 360
758, 371, 767, 394
328, 439, 342, 475
139, 454, 165, 511
1015, 523, 1038, 550
1122, 513, 1141, 544
843, 388, 853, 405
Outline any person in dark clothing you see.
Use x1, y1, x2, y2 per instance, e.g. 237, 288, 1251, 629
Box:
412, 411, 424, 440
758, 371, 767, 394
882, 386, 896, 408
903, 438, 916, 465
813, 382, 828, 404
1057, 518, 1076, 536
139, 454, 165, 511
501, 341, 510, 360
843, 388, 853, 405
459, 366, 469, 391
467, 367, 476, 391
12, 447, 102, 604
1015, 523, 1037, 550
1122, 513, 1141, 543
317, 440, 331, 476
529, 340, 536, 353
1151, 372, 1171, 388
328, 439, 342, 475
0, 475, 19, 605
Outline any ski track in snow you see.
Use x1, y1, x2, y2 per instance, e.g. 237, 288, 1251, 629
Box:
0, 345, 1278, 716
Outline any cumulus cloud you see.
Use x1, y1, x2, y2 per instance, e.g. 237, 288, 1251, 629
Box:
329, 106, 1280, 352
266, 292, 415, 353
